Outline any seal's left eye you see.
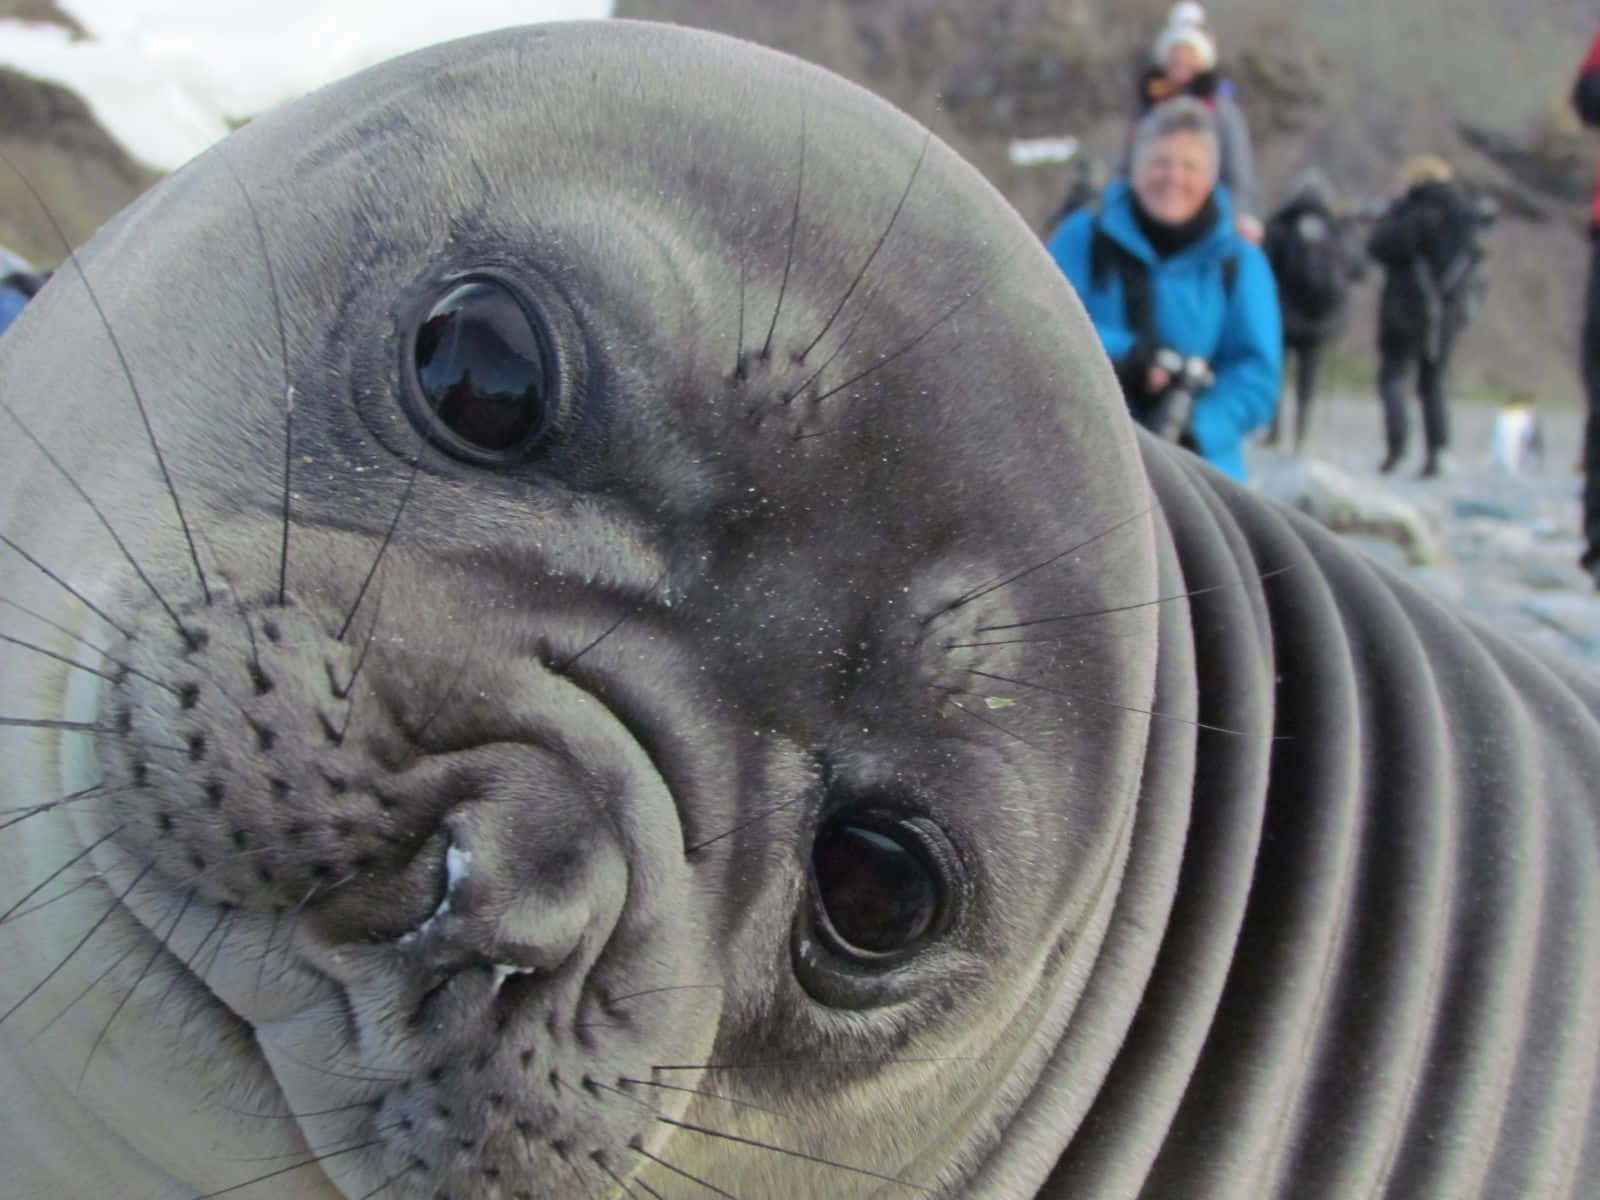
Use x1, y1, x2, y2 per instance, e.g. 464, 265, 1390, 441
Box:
411, 280, 554, 460
811, 812, 953, 960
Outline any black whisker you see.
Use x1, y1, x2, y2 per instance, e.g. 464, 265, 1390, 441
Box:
215, 148, 296, 610
622, 1077, 788, 1122
966, 667, 1255, 737
807, 242, 1026, 410
27, 917, 147, 1044
351, 1163, 412, 1200
630, 1143, 743, 1200
965, 564, 1295, 643
550, 566, 670, 676
0, 858, 155, 1029
798, 131, 928, 361
734, 254, 747, 377
683, 793, 807, 857
607, 983, 725, 1006
225, 1119, 405, 1164
220, 1097, 378, 1122
593, 1150, 659, 1200
659, 1115, 929, 1193
0, 786, 110, 836
759, 107, 805, 362
155, 901, 230, 1018
337, 460, 418, 642
0, 716, 111, 734
948, 504, 1158, 614
188, 1136, 385, 1199
0, 630, 136, 688
75, 887, 197, 1087
0, 406, 196, 644
652, 1055, 976, 1072
0, 599, 178, 694
0, 150, 211, 608
0, 532, 135, 640
946, 699, 1040, 748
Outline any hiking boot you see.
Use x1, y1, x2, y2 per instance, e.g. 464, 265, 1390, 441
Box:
1583, 549, 1600, 591
1418, 451, 1456, 479
1378, 448, 1403, 475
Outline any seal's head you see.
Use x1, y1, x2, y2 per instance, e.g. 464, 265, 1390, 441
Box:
0, 20, 1164, 1198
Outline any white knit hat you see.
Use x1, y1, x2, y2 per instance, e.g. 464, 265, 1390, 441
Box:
1154, 22, 1217, 71
1168, 2, 1208, 29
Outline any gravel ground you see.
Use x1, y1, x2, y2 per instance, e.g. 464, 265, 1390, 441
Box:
1245, 391, 1600, 675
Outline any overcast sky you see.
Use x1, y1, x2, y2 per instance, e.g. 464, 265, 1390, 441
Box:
0, 1, 614, 170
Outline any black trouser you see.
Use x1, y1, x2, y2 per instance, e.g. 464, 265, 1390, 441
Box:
1377, 324, 1455, 464
1582, 240, 1600, 567
1267, 335, 1323, 451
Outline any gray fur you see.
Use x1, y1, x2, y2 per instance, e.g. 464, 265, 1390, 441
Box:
0, 20, 1597, 1200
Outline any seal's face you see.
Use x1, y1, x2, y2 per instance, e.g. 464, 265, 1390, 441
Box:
0, 22, 1157, 1198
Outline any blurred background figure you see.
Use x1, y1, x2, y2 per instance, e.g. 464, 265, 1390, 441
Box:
1574, 26, 1600, 588
1260, 168, 1367, 454
1125, 1, 1261, 243
1047, 97, 1280, 482
1366, 154, 1495, 478
1488, 395, 1546, 476
0, 247, 47, 336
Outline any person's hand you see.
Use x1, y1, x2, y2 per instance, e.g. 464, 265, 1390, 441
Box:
1146, 363, 1173, 393
1236, 213, 1264, 243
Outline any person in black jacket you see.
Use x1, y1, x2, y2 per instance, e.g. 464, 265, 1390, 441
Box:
1574, 29, 1600, 588
1366, 156, 1492, 478
1261, 170, 1365, 453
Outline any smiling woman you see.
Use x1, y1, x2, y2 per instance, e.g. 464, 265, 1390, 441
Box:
1047, 97, 1282, 482
1, 19, 1599, 1200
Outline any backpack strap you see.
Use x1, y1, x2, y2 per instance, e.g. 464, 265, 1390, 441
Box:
1221, 254, 1238, 299
1090, 222, 1159, 349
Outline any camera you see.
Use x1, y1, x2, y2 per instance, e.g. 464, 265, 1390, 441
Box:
1143, 347, 1214, 442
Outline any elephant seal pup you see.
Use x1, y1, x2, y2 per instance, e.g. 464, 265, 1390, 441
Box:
2, 19, 1599, 1200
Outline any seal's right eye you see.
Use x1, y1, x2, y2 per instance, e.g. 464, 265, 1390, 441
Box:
409, 280, 555, 462
810, 811, 955, 962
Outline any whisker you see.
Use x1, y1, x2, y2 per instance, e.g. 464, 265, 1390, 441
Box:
215, 148, 295, 609
683, 793, 807, 857
659, 1115, 929, 1193
0, 786, 111, 835
0, 405, 196, 646
0, 716, 109, 734
0, 150, 211, 607
0, 630, 139, 689
351, 1163, 411, 1200
652, 1055, 976, 1072
622, 1078, 788, 1122
336, 460, 418, 642
965, 564, 1294, 643
74, 887, 197, 1087
592, 1150, 660, 1200
0, 600, 178, 694
946, 699, 1039, 748
219, 1097, 378, 1122
630, 1143, 743, 1200
798, 131, 928, 361
965, 667, 1255, 737
948, 504, 1158, 614
225, 1119, 405, 1164
0, 532, 135, 640
807, 243, 1025, 410
759, 107, 805, 362
550, 566, 670, 676
188, 1136, 385, 1199
0, 858, 156, 1029
607, 983, 725, 1006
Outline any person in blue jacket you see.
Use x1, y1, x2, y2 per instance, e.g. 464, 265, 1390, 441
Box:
1046, 96, 1281, 482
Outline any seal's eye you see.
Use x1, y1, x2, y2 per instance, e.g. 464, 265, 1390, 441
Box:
410, 280, 554, 461
810, 811, 953, 961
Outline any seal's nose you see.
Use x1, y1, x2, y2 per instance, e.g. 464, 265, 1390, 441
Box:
406, 744, 630, 982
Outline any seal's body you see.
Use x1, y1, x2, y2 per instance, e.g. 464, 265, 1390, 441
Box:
1, 22, 1597, 1200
